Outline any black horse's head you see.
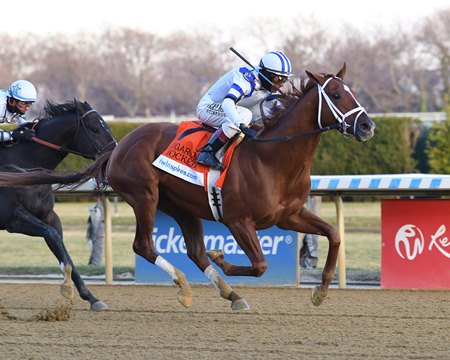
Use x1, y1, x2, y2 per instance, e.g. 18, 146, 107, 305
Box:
36, 100, 117, 159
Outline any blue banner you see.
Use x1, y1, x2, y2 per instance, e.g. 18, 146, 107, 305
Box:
135, 211, 299, 285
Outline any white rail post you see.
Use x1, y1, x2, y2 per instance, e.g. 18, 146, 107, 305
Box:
334, 196, 347, 288
101, 196, 113, 284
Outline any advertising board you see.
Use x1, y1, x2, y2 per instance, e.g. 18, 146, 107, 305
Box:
135, 211, 299, 285
381, 199, 450, 289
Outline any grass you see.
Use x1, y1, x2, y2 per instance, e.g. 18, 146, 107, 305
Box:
319, 200, 381, 270
0, 199, 382, 277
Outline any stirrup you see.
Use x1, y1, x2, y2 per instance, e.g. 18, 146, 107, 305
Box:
197, 152, 225, 171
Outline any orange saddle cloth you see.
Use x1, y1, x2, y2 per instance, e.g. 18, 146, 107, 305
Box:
152, 121, 238, 190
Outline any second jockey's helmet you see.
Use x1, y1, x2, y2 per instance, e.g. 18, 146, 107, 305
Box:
8, 80, 37, 102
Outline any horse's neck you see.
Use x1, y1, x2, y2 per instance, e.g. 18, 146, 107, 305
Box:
262, 93, 321, 157
277, 89, 319, 136
11, 118, 71, 169
29, 120, 73, 169
249, 92, 322, 182
17, 144, 68, 170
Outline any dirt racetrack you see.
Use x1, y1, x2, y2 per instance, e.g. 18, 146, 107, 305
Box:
0, 283, 449, 359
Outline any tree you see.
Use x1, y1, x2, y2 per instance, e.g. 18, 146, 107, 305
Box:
94, 28, 161, 117
156, 31, 227, 115
31, 34, 100, 103
416, 8, 450, 111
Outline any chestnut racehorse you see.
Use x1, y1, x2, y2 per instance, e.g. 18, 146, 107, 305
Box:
0, 64, 375, 310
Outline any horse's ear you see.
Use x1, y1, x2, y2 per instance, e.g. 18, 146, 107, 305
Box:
305, 70, 321, 85
336, 63, 346, 80
73, 98, 82, 112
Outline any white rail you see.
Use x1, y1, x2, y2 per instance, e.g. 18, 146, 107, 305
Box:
55, 174, 450, 286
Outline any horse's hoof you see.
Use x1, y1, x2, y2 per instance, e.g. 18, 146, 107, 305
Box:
177, 291, 193, 308
60, 283, 75, 299
91, 301, 108, 311
207, 250, 223, 262
231, 298, 250, 311
311, 286, 324, 306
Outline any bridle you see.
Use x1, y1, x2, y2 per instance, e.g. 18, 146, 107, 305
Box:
31, 107, 116, 158
317, 76, 367, 138
249, 76, 368, 143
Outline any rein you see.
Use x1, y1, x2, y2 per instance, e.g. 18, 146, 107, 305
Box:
248, 123, 341, 142
31, 136, 90, 157
30, 109, 114, 157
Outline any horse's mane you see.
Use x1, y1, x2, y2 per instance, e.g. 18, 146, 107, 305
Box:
36, 100, 78, 121
265, 73, 331, 129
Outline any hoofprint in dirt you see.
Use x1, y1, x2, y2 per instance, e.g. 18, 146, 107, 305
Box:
0, 283, 448, 360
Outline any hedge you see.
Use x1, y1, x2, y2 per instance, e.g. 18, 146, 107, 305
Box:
56, 117, 421, 175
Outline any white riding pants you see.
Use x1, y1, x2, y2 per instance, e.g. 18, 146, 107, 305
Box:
196, 99, 252, 138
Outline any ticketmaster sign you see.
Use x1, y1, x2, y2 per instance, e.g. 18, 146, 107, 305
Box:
135, 211, 298, 285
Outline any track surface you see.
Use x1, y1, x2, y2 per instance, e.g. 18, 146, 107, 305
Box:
1, 283, 449, 359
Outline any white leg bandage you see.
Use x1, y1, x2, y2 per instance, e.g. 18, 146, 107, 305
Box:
204, 265, 233, 299
155, 256, 176, 280
204, 265, 220, 291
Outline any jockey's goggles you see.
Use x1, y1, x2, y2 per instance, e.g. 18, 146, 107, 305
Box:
16, 100, 34, 107
271, 74, 288, 83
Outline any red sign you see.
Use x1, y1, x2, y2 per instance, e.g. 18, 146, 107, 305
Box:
381, 199, 450, 289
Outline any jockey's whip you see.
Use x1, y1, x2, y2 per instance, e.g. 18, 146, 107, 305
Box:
229, 47, 286, 95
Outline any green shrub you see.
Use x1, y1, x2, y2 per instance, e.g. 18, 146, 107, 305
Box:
312, 117, 417, 175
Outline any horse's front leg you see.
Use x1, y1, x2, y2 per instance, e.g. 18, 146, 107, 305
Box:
278, 206, 340, 306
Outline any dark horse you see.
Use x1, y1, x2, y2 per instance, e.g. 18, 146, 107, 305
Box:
0, 64, 375, 310
0, 100, 116, 311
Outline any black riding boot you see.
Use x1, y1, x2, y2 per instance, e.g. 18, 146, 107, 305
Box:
197, 130, 228, 171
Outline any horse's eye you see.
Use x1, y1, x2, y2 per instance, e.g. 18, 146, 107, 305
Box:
333, 93, 341, 100
89, 125, 100, 133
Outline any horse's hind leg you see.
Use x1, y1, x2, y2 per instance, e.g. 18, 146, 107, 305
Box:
44, 210, 107, 311
8, 208, 107, 310
164, 205, 249, 311
120, 188, 193, 308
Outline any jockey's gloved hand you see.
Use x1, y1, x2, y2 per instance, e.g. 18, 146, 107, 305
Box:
11, 127, 36, 141
239, 124, 257, 139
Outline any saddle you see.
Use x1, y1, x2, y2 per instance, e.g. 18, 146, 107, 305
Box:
152, 121, 242, 221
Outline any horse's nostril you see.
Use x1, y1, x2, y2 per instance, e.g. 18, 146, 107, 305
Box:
359, 120, 375, 133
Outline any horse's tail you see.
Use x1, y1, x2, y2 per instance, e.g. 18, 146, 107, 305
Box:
0, 150, 113, 190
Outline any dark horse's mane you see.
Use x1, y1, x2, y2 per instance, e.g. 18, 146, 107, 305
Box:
264, 74, 328, 129
36, 100, 78, 122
